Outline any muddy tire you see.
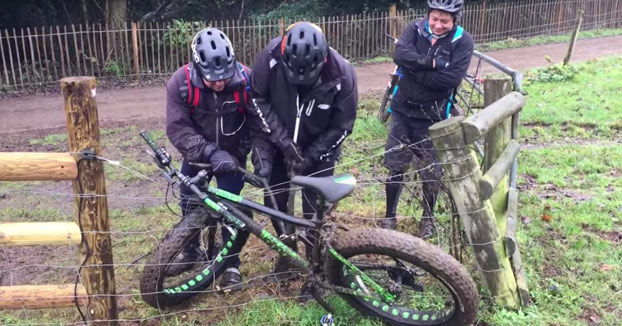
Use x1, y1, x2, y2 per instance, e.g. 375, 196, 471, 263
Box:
326, 228, 478, 326
140, 217, 245, 309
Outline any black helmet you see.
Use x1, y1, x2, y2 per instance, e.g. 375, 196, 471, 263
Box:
427, 0, 464, 13
191, 28, 236, 82
281, 22, 328, 85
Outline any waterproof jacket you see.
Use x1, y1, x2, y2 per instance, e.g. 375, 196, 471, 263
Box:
393, 19, 474, 121
166, 63, 254, 162
250, 37, 358, 162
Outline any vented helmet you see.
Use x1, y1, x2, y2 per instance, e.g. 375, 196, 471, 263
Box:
427, 0, 464, 13
191, 28, 236, 82
281, 22, 328, 85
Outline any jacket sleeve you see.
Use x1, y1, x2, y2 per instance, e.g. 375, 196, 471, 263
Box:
305, 65, 358, 161
165, 72, 211, 161
413, 35, 474, 90
249, 48, 293, 152
393, 22, 434, 72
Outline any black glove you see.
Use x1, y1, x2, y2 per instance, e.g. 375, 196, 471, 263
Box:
287, 150, 313, 175
435, 58, 450, 70
251, 143, 275, 178
202, 144, 239, 174
281, 139, 304, 165
415, 55, 435, 70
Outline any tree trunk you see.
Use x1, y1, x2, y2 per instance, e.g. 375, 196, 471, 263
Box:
106, 0, 127, 28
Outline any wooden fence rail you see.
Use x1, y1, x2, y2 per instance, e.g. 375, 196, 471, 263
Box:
0, 77, 118, 324
1, 0, 622, 88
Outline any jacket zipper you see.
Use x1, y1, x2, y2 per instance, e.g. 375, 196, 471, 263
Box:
214, 92, 219, 146
293, 94, 303, 144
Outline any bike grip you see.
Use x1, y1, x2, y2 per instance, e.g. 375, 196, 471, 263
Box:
140, 131, 159, 152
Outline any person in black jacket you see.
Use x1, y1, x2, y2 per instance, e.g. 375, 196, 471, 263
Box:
166, 27, 257, 290
383, 0, 473, 238
249, 22, 358, 272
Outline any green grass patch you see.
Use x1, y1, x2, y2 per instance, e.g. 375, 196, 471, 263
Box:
477, 28, 622, 52
521, 56, 622, 142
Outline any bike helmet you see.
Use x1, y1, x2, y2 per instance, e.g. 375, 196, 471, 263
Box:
427, 0, 464, 13
281, 22, 328, 85
191, 28, 236, 82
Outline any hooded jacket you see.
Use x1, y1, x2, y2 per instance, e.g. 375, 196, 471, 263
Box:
393, 18, 474, 121
166, 63, 254, 162
249, 37, 358, 162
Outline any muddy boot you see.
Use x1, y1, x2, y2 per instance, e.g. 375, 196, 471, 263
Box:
219, 267, 244, 292
418, 217, 437, 239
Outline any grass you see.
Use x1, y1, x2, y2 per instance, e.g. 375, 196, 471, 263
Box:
1, 57, 622, 326
476, 28, 622, 52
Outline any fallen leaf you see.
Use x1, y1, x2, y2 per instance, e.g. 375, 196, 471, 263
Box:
541, 214, 553, 222
599, 264, 612, 272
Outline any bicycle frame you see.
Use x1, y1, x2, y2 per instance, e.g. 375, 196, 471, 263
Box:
140, 131, 397, 304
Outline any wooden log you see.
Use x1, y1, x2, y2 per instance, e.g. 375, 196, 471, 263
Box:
480, 140, 520, 200
61, 76, 118, 325
462, 91, 525, 144
430, 117, 520, 309
0, 222, 81, 246
506, 188, 531, 306
0, 284, 88, 309
0, 152, 78, 181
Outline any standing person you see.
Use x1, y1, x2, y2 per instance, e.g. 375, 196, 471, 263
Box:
249, 22, 358, 272
382, 0, 473, 238
166, 27, 256, 290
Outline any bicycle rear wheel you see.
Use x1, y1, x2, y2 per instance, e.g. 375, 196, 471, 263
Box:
326, 228, 478, 326
140, 209, 247, 309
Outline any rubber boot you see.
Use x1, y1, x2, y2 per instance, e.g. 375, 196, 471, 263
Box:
383, 173, 404, 229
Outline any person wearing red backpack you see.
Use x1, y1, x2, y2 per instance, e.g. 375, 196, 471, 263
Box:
165, 27, 256, 290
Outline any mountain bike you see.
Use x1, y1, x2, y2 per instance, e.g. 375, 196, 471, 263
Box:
138, 131, 478, 326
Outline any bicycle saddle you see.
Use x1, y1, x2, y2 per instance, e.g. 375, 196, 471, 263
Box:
290, 174, 356, 203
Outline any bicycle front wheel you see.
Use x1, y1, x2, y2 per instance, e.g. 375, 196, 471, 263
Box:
140, 213, 246, 309
325, 228, 478, 326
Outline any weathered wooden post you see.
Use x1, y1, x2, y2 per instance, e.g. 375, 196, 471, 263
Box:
61, 76, 118, 325
483, 79, 512, 233
389, 4, 398, 39
430, 116, 520, 308
563, 10, 584, 66
132, 22, 140, 78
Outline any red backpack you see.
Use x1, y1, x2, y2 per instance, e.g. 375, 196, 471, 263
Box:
183, 62, 251, 114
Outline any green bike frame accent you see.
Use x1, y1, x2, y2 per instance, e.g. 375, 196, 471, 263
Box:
329, 248, 396, 303
260, 230, 309, 270
208, 187, 243, 203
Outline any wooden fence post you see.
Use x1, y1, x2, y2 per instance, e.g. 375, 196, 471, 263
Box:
279, 18, 284, 36
61, 76, 118, 325
131, 22, 140, 78
389, 4, 397, 39
429, 117, 520, 309
483, 79, 512, 233
563, 9, 584, 66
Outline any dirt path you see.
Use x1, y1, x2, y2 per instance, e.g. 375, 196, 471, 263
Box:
2, 35, 622, 134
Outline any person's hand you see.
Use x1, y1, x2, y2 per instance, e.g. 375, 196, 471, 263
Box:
205, 148, 239, 174
281, 140, 304, 165
435, 58, 450, 70
286, 151, 313, 175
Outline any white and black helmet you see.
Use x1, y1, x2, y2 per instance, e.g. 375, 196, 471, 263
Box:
191, 28, 236, 82
427, 0, 464, 13
281, 22, 328, 85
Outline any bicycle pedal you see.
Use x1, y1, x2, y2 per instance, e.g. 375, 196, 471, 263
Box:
320, 313, 334, 326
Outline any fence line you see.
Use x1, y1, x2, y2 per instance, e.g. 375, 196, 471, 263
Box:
1, 0, 622, 88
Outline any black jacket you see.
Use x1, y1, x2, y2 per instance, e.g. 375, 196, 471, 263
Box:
393, 19, 474, 121
249, 37, 358, 162
166, 63, 256, 162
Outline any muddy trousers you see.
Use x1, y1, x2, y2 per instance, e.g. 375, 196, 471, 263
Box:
384, 111, 442, 223
180, 159, 248, 269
